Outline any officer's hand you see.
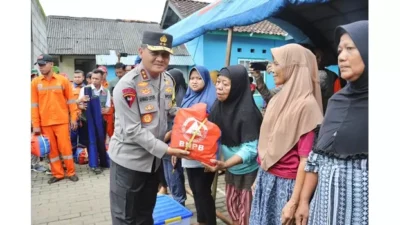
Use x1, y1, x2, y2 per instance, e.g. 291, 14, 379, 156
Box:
33, 127, 41, 135
70, 120, 78, 131
167, 147, 190, 159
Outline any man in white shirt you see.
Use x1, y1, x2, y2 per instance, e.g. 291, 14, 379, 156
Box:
78, 69, 111, 174
79, 69, 111, 113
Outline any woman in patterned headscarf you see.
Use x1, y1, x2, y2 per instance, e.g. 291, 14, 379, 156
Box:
295, 20, 368, 225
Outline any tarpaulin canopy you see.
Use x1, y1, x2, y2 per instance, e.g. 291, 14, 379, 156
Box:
165, 0, 368, 66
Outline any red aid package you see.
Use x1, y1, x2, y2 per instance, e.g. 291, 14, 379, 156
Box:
170, 103, 221, 166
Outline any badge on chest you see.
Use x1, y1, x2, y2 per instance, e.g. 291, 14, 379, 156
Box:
141, 114, 153, 123
140, 87, 152, 95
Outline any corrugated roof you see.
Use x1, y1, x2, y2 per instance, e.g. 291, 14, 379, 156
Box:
169, 55, 195, 66
168, 0, 288, 36
47, 16, 191, 55
96, 53, 194, 66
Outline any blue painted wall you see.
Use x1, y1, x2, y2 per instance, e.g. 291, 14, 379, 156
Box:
106, 66, 116, 81
186, 32, 292, 109
186, 36, 205, 67
184, 33, 341, 110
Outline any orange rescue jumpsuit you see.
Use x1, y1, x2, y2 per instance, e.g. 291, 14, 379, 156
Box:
31, 74, 78, 178
102, 80, 109, 89
72, 84, 83, 116
101, 80, 114, 137
103, 107, 114, 138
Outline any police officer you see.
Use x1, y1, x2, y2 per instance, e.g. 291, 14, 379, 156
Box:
108, 31, 190, 225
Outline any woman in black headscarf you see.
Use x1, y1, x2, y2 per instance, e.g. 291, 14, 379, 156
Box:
295, 20, 368, 225
204, 65, 263, 225
162, 68, 188, 205
169, 68, 188, 107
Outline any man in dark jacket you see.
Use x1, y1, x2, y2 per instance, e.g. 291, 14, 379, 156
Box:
314, 48, 336, 114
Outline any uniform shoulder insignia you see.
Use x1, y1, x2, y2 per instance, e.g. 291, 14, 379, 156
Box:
122, 88, 137, 108
140, 69, 150, 81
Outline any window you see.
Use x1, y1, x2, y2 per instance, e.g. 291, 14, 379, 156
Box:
75, 59, 96, 75
238, 58, 268, 97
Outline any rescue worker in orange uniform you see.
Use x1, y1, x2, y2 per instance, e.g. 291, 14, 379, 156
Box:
97, 65, 114, 141
31, 54, 79, 184
70, 70, 86, 154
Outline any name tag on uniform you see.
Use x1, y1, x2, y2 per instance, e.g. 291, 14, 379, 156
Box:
139, 95, 156, 102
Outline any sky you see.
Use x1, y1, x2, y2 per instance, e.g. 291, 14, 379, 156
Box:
40, 0, 214, 23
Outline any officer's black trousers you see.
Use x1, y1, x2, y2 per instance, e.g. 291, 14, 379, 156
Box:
158, 160, 168, 188
110, 160, 158, 225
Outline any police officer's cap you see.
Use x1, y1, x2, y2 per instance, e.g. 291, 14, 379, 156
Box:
142, 31, 174, 54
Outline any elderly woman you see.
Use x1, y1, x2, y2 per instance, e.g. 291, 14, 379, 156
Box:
249, 43, 323, 225
295, 20, 368, 225
204, 65, 263, 225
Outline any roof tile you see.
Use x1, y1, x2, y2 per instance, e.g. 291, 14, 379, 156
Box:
46, 16, 191, 55
169, 0, 287, 36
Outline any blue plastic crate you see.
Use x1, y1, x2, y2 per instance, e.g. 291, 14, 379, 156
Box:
153, 195, 193, 225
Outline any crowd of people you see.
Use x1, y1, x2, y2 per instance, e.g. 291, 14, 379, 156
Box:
31, 20, 368, 225
30, 57, 136, 177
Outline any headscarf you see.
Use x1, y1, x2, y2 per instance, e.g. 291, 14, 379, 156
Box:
181, 66, 217, 113
168, 68, 187, 107
258, 43, 324, 171
209, 65, 263, 147
314, 20, 368, 159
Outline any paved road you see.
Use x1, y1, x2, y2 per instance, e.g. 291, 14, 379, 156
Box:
31, 164, 230, 225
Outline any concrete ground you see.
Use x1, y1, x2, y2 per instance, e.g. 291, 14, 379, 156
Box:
31, 164, 230, 225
